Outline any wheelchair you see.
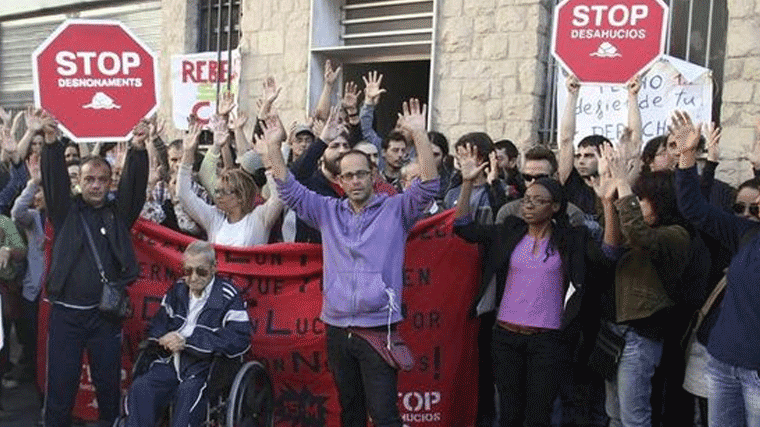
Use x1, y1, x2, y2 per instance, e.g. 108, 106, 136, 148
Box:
118, 340, 274, 427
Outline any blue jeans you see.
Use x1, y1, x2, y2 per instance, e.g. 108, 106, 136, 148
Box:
707, 356, 760, 427
605, 325, 663, 427
325, 325, 402, 427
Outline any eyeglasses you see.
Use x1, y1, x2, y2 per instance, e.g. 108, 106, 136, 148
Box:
732, 202, 760, 217
339, 170, 371, 181
522, 173, 549, 182
522, 196, 552, 206
213, 188, 237, 197
183, 266, 211, 277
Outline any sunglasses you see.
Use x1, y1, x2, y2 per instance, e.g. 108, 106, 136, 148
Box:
183, 266, 211, 277
523, 173, 549, 182
732, 202, 760, 217
213, 188, 237, 197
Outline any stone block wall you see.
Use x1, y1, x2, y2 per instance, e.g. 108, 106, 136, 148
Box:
717, 0, 760, 186
157, 0, 553, 153
433, 0, 551, 152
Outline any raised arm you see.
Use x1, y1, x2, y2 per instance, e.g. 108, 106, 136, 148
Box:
673, 110, 755, 250
398, 99, 436, 181
117, 121, 149, 226
261, 115, 330, 228
230, 111, 252, 155
39, 110, 71, 227
314, 59, 341, 121
452, 145, 497, 244
177, 123, 217, 232
11, 156, 40, 229
558, 74, 580, 184
626, 75, 643, 154
360, 71, 387, 154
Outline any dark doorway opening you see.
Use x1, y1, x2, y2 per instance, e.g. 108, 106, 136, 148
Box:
343, 60, 430, 140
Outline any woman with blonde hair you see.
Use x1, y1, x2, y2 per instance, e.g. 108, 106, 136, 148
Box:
178, 123, 283, 247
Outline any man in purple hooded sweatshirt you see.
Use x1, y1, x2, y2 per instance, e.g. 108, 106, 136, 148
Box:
263, 99, 439, 427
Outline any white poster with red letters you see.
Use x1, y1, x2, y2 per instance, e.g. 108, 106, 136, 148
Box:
171, 49, 241, 130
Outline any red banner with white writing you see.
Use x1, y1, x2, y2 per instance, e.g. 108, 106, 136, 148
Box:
37, 210, 480, 426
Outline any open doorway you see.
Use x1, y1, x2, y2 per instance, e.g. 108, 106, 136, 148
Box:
343, 60, 430, 139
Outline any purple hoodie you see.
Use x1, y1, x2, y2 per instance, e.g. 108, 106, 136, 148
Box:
276, 172, 439, 327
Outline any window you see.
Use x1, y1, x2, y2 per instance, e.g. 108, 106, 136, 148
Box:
308, 0, 438, 126
539, 0, 728, 145
198, 0, 241, 52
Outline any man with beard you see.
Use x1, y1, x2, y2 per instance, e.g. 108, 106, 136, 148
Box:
289, 106, 351, 243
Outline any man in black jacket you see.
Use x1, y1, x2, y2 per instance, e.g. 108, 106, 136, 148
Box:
40, 112, 148, 427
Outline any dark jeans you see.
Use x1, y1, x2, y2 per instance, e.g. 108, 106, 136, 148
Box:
16, 297, 39, 372
44, 305, 122, 427
325, 325, 402, 427
477, 312, 497, 426
491, 326, 570, 427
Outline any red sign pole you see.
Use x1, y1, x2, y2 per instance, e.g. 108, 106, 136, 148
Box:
551, 0, 669, 84
32, 20, 160, 142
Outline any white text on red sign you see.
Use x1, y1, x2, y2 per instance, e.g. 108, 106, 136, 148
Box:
572, 5, 649, 27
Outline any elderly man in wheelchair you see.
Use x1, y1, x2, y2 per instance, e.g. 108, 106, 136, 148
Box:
124, 240, 252, 427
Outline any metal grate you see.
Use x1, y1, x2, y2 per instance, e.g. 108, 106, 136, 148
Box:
539, 0, 727, 147
198, 0, 241, 52
341, 0, 434, 47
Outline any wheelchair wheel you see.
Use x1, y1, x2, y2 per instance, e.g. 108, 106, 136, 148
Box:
226, 361, 274, 427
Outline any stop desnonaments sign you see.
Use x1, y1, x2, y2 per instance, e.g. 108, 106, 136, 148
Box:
552, 0, 669, 84
32, 19, 159, 142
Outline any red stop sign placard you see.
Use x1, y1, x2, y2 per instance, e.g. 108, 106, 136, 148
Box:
32, 19, 159, 142
552, 0, 668, 84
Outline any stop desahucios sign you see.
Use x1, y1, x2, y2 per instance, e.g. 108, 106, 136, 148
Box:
552, 0, 668, 84
32, 19, 159, 142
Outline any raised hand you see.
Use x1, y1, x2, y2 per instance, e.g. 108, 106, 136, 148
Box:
324, 59, 341, 85
566, 74, 581, 96
486, 151, 499, 184
320, 106, 347, 142
229, 111, 248, 130
311, 117, 325, 140
149, 116, 165, 141
261, 112, 286, 145
458, 143, 488, 182
592, 142, 617, 201
210, 115, 229, 147
217, 91, 236, 116
627, 74, 642, 96
705, 122, 721, 163
669, 110, 701, 154
0, 107, 10, 126
183, 122, 203, 153
342, 81, 360, 111
397, 98, 427, 135
259, 76, 281, 118
0, 126, 15, 155
26, 154, 41, 184
25, 107, 44, 133
362, 71, 387, 105
131, 120, 150, 148
40, 110, 59, 144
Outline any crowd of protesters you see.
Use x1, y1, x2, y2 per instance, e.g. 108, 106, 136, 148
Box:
0, 58, 758, 427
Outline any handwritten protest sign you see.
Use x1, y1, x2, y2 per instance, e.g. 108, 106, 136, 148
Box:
171, 49, 241, 129
557, 55, 712, 146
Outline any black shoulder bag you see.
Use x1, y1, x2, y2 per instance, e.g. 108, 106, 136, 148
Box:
79, 214, 132, 319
